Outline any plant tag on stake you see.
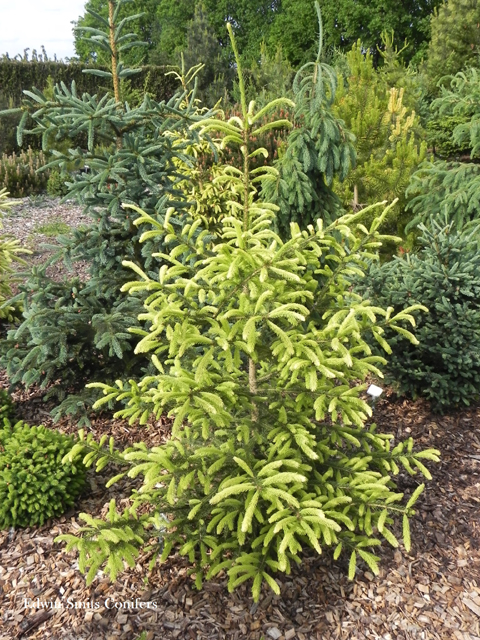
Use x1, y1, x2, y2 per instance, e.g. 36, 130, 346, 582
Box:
367, 384, 383, 409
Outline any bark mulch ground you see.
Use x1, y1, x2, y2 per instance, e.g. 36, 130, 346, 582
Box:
1, 198, 479, 639
0, 379, 479, 640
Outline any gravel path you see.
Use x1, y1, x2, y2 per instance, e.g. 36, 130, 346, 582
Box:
2, 195, 92, 283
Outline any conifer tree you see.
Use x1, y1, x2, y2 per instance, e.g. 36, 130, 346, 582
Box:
0, 0, 211, 424
406, 66, 480, 231
359, 218, 480, 410
332, 41, 427, 243
57, 18, 439, 601
260, 4, 356, 238
181, 3, 231, 106
424, 0, 480, 94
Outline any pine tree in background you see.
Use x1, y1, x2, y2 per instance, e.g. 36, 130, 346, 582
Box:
424, 0, 480, 94
332, 41, 427, 246
181, 3, 232, 106
0, 0, 211, 425
260, 4, 356, 238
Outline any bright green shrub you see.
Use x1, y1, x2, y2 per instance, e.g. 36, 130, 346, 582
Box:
57, 24, 440, 600
0, 148, 50, 197
46, 169, 69, 197
0, 389, 15, 420
358, 219, 480, 411
0, 419, 87, 528
59, 202, 440, 599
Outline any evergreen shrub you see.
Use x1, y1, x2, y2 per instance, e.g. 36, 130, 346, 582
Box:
426, 115, 472, 159
0, 148, 50, 197
59, 200, 440, 600
57, 19, 440, 600
359, 219, 480, 410
46, 169, 69, 197
0, 389, 15, 420
406, 67, 480, 233
0, 420, 87, 528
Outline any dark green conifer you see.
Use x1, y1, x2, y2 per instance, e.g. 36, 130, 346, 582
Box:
260, 4, 356, 238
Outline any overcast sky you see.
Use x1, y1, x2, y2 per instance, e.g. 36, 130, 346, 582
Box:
0, 0, 87, 60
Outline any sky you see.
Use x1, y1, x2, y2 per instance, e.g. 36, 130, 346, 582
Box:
0, 0, 87, 60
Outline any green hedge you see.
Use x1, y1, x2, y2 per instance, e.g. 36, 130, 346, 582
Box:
0, 61, 178, 155
0, 61, 177, 102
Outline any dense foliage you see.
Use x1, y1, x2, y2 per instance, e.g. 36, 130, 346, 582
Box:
0, 389, 15, 421
0, 60, 177, 155
271, 0, 443, 67
0, 149, 50, 197
0, 419, 86, 528
424, 0, 480, 94
74, 0, 444, 71
359, 219, 480, 410
406, 67, 480, 232
333, 41, 427, 240
54, 22, 441, 601
59, 197, 440, 600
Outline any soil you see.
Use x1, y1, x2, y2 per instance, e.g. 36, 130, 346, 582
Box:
0, 198, 479, 640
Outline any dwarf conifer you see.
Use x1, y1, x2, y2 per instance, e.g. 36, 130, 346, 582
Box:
406, 66, 480, 232
58, 20, 439, 601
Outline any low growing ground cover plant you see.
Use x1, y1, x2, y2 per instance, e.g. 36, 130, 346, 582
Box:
57, 23, 440, 600
0, 419, 86, 528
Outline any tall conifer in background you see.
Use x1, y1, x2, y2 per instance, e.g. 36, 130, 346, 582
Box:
424, 0, 480, 93
181, 3, 231, 106
261, 4, 356, 238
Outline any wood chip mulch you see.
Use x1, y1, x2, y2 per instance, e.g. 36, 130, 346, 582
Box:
0, 378, 479, 640
1, 198, 479, 639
